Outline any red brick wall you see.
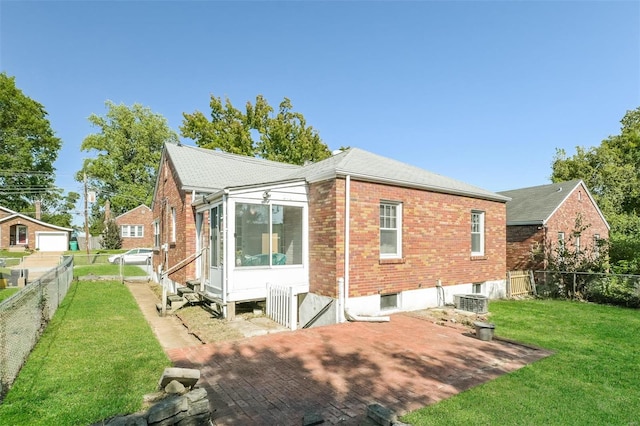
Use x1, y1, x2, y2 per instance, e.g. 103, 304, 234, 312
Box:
506, 182, 609, 271
153, 159, 198, 284
115, 205, 154, 249
0, 217, 67, 250
545, 182, 609, 256
309, 178, 506, 298
308, 179, 341, 297
506, 225, 545, 270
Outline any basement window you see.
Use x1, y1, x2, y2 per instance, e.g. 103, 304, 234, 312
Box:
472, 282, 484, 294
380, 293, 398, 310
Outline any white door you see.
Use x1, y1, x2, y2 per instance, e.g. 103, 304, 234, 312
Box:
207, 204, 223, 297
36, 232, 68, 251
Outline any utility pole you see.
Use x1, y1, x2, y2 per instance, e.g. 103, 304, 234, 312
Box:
84, 172, 90, 255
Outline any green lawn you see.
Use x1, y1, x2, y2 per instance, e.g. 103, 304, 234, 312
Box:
74, 264, 149, 277
0, 281, 171, 425
403, 299, 640, 425
0, 288, 19, 303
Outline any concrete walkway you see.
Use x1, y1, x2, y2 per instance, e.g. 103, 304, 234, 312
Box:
125, 281, 202, 351
12, 251, 63, 281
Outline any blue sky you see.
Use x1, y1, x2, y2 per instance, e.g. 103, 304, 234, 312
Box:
1, 1, 639, 225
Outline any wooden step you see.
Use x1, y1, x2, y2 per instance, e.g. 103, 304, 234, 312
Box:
177, 286, 195, 296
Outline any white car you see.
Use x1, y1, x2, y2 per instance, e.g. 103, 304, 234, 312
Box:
108, 248, 153, 265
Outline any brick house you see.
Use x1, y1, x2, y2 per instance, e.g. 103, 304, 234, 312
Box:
0, 205, 72, 251
498, 179, 609, 271
114, 204, 154, 249
152, 143, 509, 324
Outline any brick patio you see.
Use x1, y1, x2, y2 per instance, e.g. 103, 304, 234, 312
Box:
167, 314, 551, 425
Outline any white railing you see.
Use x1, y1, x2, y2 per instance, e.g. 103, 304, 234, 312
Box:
266, 283, 297, 330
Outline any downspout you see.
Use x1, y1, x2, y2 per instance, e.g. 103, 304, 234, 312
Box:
222, 191, 229, 316
343, 174, 389, 323
342, 175, 350, 323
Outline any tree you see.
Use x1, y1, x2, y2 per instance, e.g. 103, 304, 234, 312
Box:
0, 72, 62, 212
552, 107, 640, 273
101, 219, 122, 250
77, 101, 179, 217
181, 95, 331, 165
39, 191, 81, 228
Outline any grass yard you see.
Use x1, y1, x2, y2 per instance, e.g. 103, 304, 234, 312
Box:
403, 299, 640, 425
74, 264, 149, 277
0, 281, 171, 426
0, 288, 19, 303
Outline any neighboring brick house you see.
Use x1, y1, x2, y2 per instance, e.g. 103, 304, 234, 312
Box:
0, 206, 72, 252
153, 143, 509, 325
498, 179, 609, 271
115, 205, 154, 249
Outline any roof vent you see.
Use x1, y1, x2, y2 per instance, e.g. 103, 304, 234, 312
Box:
557, 187, 562, 192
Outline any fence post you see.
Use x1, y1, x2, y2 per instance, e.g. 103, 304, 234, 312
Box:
506, 271, 512, 298
573, 273, 577, 298
529, 270, 537, 295
289, 286, 297, 331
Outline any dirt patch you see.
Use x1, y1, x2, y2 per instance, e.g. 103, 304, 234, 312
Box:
174, 305, 245, 343
405, 306, 492, 331
146, 282, 284, 343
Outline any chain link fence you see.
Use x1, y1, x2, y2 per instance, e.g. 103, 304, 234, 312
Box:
533, 270, 640, 307
0, 256, 74, 400
71, 252, 153, 282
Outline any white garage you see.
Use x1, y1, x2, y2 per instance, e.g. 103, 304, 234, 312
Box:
35, 231, 69, 252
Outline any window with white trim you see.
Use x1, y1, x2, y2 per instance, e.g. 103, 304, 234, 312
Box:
380, 202, 402, 258
121, 225, 144, 238
171, 207, 176, 243
153, 220, 160, 247
558, 232, 565, 251
471, 211, 485, 256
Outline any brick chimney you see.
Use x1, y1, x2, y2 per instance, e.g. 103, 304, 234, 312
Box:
35, 200, 41, 220
104, 200, 111, 223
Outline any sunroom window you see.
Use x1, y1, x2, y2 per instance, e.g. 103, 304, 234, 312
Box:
235, 202, 302, 267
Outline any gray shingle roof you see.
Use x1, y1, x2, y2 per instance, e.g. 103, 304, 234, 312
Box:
287, 148, 509, 201
164, 143, 300, 192
498, 179, 583, 225
164, 144, 509, 202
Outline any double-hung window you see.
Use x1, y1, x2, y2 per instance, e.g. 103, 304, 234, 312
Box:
153, 221, 160, 247
380, 202, 402, 258
471, 211, 485, 256
171, 207, 176, 243
121, 225, 144, 238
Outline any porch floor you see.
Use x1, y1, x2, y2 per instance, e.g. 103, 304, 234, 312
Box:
166, 314, 552, 425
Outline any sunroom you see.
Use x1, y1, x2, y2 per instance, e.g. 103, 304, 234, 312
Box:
192, 179, 309, 317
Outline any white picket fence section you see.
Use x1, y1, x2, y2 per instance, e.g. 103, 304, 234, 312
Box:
266, 283, 297, 330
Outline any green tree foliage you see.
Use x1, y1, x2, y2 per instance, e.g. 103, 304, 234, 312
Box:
536, 214, 609, 299
552, 107, 640, 273
78, 101, 179, 216
181, 95, 331, 165
0, 73, 62, 211
101, 219, 122, 250
39, 191, 80, 228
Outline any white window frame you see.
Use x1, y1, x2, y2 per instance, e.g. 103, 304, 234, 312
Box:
171, 207, 176, 243
379, 201, 402, 259
471, 211, 485, 256
121, 225, 144, 238
153, 220, 160, 247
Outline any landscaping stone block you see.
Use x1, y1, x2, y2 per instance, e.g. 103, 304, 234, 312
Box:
147, 395, 188, 424
302, 411, 324, 425
367, 403, 397, 426
158, 367, 200, 389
